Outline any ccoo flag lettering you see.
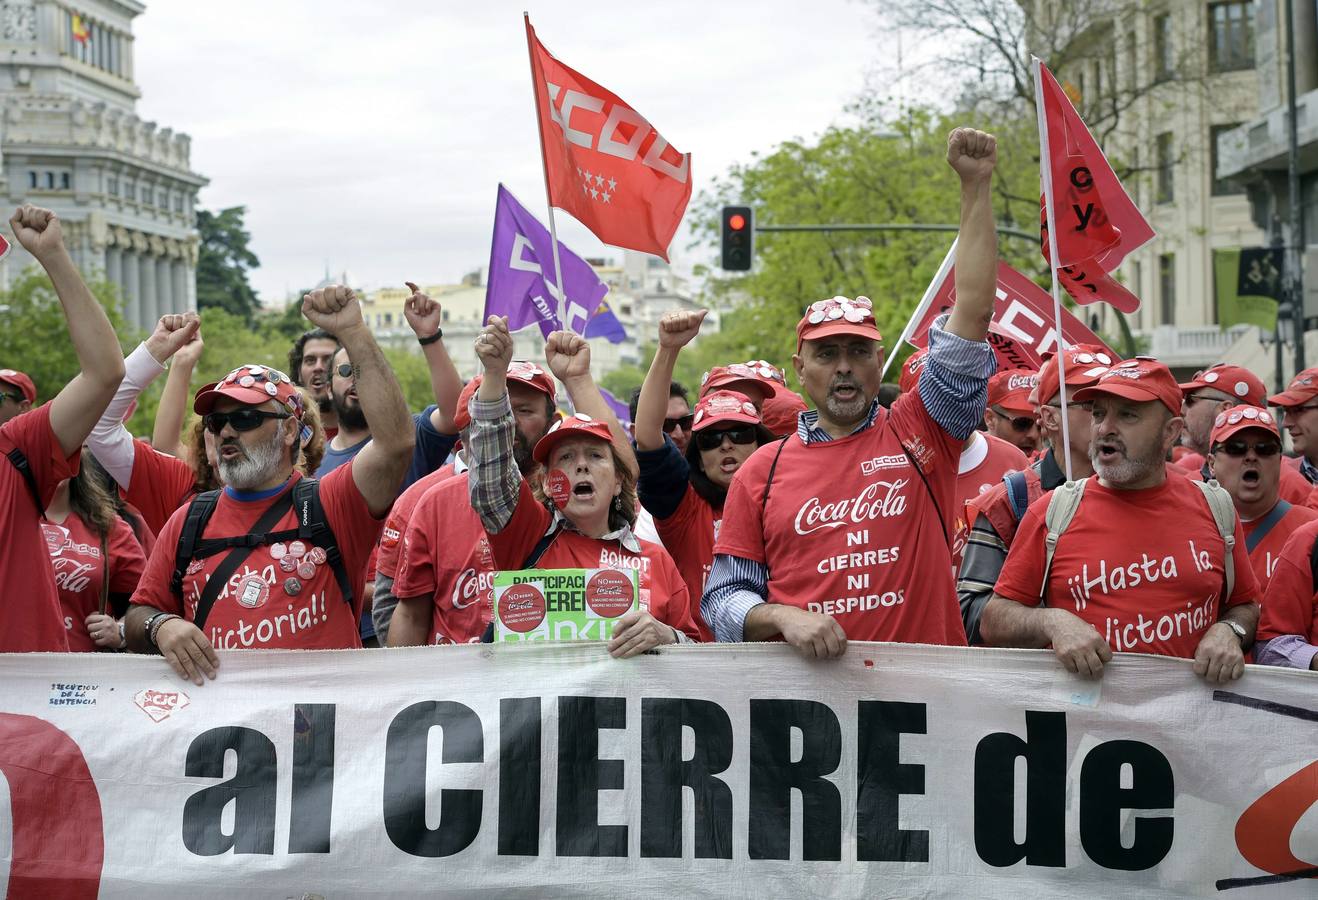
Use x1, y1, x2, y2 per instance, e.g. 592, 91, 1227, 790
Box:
1035, 59, 1154, 313
525, 15, 692, 261
485, 183, 625, 342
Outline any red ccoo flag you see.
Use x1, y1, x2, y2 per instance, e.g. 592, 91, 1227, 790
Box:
1035, 59, 1154, 312
525, 16, 692, 261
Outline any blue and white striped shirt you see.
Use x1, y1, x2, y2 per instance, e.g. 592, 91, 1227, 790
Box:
700, 315, 995, 642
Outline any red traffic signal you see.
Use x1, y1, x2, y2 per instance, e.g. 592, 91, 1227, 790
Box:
721, 206, 753, 271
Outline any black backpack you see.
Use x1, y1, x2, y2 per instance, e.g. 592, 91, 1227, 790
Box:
170, 478, 352, 629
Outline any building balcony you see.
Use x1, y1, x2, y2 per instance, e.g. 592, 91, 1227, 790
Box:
1218, 87, 1318, 178
1133, 324, 1254, 371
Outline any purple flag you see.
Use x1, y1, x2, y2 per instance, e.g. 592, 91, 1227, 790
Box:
599, 386, 632, 427
485, 184, 624, 343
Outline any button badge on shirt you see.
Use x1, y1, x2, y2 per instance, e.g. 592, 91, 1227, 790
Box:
297, 560, 316, 580
288, 541, 307, 558
283, 576, 303, 597
270, 542, 288, 560
237, 574, 270, 609
279, 555, 298, 573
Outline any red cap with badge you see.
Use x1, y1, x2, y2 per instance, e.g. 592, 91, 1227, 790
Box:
1268, 366, 1318, 407
0, 368, 36, 403
1034, 344, 1116, 406
532, 412, 614, 465
699, 363, 770, 405
1073, 357, 1182, 416
691, 390, 761, 432
1209, 405, 1280, 446
194, 365, 305, 418
796, 295, 882, 351
453, 361, 557, 431
760, 383, 808, 436
1179, 364, 1266, 407
988, 368, 1040, 414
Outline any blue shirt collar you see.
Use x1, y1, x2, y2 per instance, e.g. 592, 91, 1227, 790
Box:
224, 476, 293, 502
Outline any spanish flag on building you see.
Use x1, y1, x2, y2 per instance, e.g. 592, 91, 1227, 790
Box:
71, 14, 89, 45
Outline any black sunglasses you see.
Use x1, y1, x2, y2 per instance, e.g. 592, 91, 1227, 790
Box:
0, 391, 23, 405
204, 409, 291, 434
1215, 439, 1281, 458
694, 426, 757, 451
663, 414, 694, 434
993, 407, 1036, 433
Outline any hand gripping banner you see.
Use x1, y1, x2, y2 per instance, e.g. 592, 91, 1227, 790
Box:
1, 645, 1315, 898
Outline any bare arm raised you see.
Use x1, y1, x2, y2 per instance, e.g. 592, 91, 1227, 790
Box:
943, 128, 999, 344
635, 309, 706, 452
545, 330, 637, 477
404, 282, 462, 434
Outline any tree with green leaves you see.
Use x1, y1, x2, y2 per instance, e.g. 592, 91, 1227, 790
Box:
196, 206, 261, 323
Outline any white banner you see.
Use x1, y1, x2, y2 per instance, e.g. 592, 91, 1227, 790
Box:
1, 644, 1315, 898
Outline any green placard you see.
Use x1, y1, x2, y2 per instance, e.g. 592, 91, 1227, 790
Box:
1214, 248, 1278, 330
492, 568, 639, 642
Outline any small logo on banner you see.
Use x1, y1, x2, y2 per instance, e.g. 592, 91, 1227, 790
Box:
585, 570, 633, 618
134, 688, 190, 723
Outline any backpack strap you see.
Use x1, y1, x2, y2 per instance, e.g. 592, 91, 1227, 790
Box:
1244, 500, 1291, 554
189, 489, 299, 632
171, 490, 223, 598
1004, 470, 1031, 522
1039, 479, 1089, 603
1195, 478, 1237, 604
292, 478, 352, 608
7, 446, 44, 516
759, 436, 790, 512
901, 446, 948, 543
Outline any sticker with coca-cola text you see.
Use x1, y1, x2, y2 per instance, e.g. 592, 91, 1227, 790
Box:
546, 469, 571, 509
134, 688, 190, 723
585, 570, 634, 619
497, 582, 546, 633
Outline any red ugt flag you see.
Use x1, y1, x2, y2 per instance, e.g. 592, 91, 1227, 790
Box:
1036, 59, 1154, 312
526, 17, 692, 261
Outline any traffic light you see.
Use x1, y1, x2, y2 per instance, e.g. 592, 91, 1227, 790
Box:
720, 205, 753, 271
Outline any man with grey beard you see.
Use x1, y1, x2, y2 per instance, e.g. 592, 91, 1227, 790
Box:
982, 358, 1260, 683
702, 127, 1001, 658
123, 286, 415, 682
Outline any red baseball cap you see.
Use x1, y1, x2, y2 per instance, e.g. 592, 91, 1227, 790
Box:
691, 390, 761, 433
1268, 366, 1318, 407
1034, 344, 1116, 406
796, 296, 882, 350
988, 368, 1040, 414
1209, 405, 1281, 446
0, 368, 36, 403
194, 365, 305, 418
453, 361, 557, 430
760, 383, 808, 436
898, 348, 928, 395
700, 363, 770, 404
741, 359, 787, 386
532, 412, 613, 465
1179, 364, 1266, 407
1073, 357, 1182, 416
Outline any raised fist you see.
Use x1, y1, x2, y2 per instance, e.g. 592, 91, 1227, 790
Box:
545, 330, 591, 381
302, 284, 364, 335
9, 205, 65, 260
145, 312, 201, 365
946, 127, 998, 182
403, 281, 443, 338
476, 315, 513, 376
658, 309, 708, 350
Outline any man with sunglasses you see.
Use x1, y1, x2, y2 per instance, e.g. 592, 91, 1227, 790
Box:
630, 381, 694, 454
983, 358, 1259, 682
983, 367, 1040, 455
956, 346, 1110, 643
705, 127, 1001, 658
1, 205, 127, 652
1206, 407, 1317, 587
123, 286, 415, 682
0, 368, 35, 425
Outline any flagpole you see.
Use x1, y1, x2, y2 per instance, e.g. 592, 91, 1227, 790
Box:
880, 237, 958, 382
524, 13, 572, 334
1033, 57, 1074, 483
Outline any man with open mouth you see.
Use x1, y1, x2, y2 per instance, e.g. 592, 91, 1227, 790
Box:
982, 358, 1260, 683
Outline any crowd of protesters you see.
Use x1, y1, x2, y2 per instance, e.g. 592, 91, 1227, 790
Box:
3, 126, 1318, 684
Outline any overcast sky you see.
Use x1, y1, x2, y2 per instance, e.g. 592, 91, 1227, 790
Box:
132, 2, 890, 304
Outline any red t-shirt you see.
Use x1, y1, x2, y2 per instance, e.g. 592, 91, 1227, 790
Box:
0, 404, 80, 651
951, 433, 1029, 569
393, 473, 497, 645
995, 475, 1259, 658
43, 513, 146, 651
131, 466, 384, 650
125, 438, 198, 535
1277, 463, 1318, 508
655, 486, 718, 642
1243, 501, 1318, 588
376, 463, 458, 581
714, 390, 968, 646
486, 480, 702, 641
1258, 518, 1318, 643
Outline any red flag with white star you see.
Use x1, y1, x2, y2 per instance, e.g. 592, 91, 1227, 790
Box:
525, 16, 692, 261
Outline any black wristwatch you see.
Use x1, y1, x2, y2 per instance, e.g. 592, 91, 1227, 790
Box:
417, 328, 444, 346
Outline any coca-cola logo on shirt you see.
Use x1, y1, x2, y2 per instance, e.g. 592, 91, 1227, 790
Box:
794, 480, 910, 536
42, 524, 99, 559
451, 567, 495, 610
